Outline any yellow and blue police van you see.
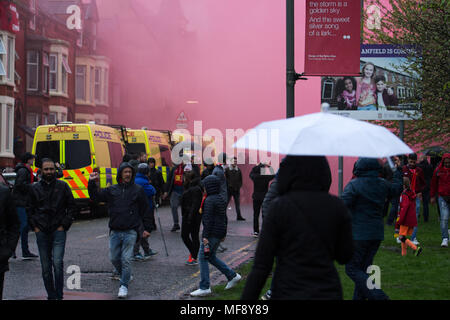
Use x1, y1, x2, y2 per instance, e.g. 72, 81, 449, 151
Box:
31, 122, 126, 215
125, 129, 173, 183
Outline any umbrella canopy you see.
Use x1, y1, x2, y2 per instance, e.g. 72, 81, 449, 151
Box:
420, 146, 448, 157
233, 112, 413, 158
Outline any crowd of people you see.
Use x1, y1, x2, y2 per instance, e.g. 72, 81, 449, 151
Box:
0, 150, 449, 300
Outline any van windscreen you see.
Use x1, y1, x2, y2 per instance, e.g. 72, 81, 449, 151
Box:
35, 141, 60, 168
65, 140, 91, 169
127, 143, 146, 156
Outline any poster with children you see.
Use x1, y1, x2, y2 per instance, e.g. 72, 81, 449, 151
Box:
321, 44, 422, 120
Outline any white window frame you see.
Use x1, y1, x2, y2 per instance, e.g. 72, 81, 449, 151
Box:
322, 79, 334, 100
95, 67, 102, 103
76, 65, 87, 101
0, 33, 15, 86
0, 97, 15, 159
43, 53, 49, 93
49, 53, 58, 92
27, 50, 39, 91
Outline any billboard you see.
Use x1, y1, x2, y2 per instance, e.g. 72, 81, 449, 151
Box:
304, 0, 361, 76
321, 44, 422, 120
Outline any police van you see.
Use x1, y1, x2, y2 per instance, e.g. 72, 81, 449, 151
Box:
125, 129, 173, 182
31, 123, 126, 215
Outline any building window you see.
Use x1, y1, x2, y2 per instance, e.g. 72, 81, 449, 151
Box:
5, 105, 13, 152
7, 37, 14, 82
90, 66, 95, 102
103, 69, 109, 104
0, 37, 6, 77
49, 54, 58, 91
61, 54, 71, 94
76, 65, 86, 100
27, 50, 39, 91
0, 35, 15, 83
322, 79, 334, 99
49, 112, 57, 124
43, 53, 49, 93
95, 67, 101, 103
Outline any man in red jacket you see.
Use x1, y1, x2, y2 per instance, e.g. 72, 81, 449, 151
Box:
430, 153, 450, 248
402, 153, 425, 244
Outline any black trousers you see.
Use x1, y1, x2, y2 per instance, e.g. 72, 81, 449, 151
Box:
181, 214, 202, 260
253, 198, 264, 233
0, 271, 5, 300
227, 189, 242, 218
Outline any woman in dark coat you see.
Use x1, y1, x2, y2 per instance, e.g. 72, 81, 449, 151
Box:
180, 171, 204, 265
241, 156, 353, 300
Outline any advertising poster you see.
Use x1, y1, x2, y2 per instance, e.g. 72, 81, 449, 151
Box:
321, 44, 422, 120
304, 0, 361, 76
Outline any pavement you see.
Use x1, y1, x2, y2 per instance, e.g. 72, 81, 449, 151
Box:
3, 204, 258, 300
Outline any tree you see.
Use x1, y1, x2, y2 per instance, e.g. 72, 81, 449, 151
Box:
365, 0, 449, 148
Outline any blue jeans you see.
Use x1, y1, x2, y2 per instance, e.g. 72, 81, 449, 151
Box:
345, 240, 389, 300
109, 230, 137, 288
17, 207, 30, 255
199, 237, 236, 290
438, 197, 449, 240
411, 198, 421, 240
35, 230, 67, 300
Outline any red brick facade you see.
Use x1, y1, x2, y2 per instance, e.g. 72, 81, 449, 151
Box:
0, 0, 113, 169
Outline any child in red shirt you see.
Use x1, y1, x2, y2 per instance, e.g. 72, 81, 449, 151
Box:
395, 177, 423, 256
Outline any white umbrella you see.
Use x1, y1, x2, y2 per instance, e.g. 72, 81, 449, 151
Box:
233, 112, 413, 158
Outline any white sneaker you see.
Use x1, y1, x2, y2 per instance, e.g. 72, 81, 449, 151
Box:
412, 239, 420, 246
225, 273, 242, 290
190, 288, 212, 297
441, 238, 449, 248
396, 237, 402, 244
118, 285, 128, 299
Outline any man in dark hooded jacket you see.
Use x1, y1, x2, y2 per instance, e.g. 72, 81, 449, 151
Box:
342, 158, 402, 300
13, 152, 38, 259
88, 162, 152, 299
0, 184, 20, 300
242, 156, 353, 300
190, 175, 241, 297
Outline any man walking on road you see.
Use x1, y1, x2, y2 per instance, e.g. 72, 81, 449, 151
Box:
163, 157, 186, 232
88, 162, 153, 299
0, 184, 20, 300
28, 158, 78, 300
225, 157, 245, 221
12, 152, 38, 260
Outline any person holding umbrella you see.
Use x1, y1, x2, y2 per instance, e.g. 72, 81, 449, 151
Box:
242, 156, 353, 300
342, 158, 402, 300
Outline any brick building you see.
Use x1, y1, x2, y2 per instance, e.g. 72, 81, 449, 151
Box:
0, 0, 113, 169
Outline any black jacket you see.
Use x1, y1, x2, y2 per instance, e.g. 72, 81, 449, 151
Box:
242, 156, 353, 300
250, 164, 275, 200
181, 178, 203, 223
27, 178, 77, 234
88, 162, 152, 234
201, 175, 228, 240
13, 163, 34, 207
418, 159, 434, 192
149, 167, 164, 201
225, 166, 243, 192
0, 185, 20, 273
